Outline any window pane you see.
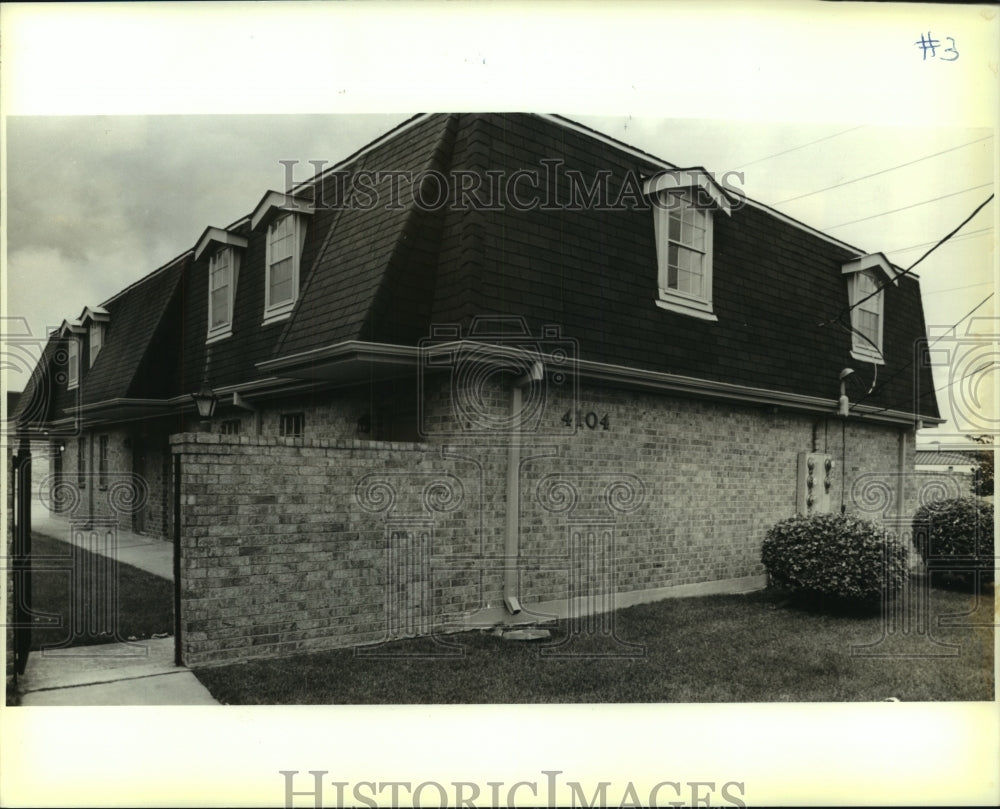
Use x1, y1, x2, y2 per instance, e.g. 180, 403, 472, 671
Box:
858, 310, 879, 343
270, 254, 293, 304
690, 222, 706, 251
668, 211, 681, 242
210, 252, 230, 291
211, 287, 229, 328
667, 265, 678, 289
271, 257, 292, 286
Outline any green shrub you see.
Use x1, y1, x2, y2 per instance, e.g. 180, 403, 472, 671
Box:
761, 513, 908, 608
912, 497, 994, 586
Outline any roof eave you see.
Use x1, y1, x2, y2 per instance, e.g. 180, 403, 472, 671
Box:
260, 341, 941, 427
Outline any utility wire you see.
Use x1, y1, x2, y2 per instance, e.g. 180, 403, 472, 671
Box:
849, 291, 995, 413
859, 356, 998, 420
775, 135, 993, 204
883, 227, 990, 255
732, 125, 865, 170
920, 280, 993, 295
823, 183, 992, 230
818, 194, 994, 328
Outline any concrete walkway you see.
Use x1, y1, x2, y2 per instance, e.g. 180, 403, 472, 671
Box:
32, 512, 174, 581
17, 639, 218, 706
17, 507, 218, 705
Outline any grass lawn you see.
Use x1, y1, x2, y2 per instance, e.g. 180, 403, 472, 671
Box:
26, 532, 174, 651
195, 583, 994, 704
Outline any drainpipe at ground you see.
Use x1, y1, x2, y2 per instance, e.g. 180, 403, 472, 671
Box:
503, 360, 543, 615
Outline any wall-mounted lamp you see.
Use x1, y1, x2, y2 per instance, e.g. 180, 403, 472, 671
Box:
191, 384, 218, 419
838, 368, 854, 417
58, 443, 65, 454
191, 384, 218, 432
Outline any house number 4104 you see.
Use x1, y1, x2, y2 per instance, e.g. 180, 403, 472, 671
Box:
562, 410, 610, 430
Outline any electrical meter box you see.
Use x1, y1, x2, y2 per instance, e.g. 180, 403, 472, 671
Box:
797, 452, 834, 515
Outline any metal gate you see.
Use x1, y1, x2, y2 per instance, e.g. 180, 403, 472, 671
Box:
12, 444, 32, 675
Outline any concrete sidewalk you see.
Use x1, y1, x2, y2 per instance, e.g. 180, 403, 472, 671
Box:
32, 512, 174, 581
16, 508, 216, 705
16, 639, 218, 706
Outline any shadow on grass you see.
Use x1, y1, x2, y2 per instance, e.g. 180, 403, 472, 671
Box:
26, 532, 174, 651
194, 586, 994, 705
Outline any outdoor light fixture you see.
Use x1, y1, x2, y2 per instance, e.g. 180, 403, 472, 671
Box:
837, 368, 855, 417
191, 384, 218, 420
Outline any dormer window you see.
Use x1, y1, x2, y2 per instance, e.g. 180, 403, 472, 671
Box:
195, 226, 248, 343
58, 318, 87, 390
250, 190, 313, 326
78, 305, 110, 370
89, 322, 104, 367
661, 193, 711, 299
209, 247, 237, 337
266, 214, 300, 319
842, 253, 896, 365
850, 270, 883, 360
644, 169, 732, 322
67, 338, 79, 389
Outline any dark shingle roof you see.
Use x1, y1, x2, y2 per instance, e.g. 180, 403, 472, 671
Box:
81, 258, 187, 404
21, 112, 941, 424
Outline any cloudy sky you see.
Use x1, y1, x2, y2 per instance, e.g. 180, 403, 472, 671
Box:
5, 112, 993, 442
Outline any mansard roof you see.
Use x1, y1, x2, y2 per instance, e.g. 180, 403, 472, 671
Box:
18, 113, 941, 429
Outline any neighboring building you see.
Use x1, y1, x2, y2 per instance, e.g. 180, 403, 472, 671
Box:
914, 448, 979, 476
915, 447, 979, 495
14, 113, 942, 665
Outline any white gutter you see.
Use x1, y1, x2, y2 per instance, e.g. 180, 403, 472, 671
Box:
258, 339, 943, 427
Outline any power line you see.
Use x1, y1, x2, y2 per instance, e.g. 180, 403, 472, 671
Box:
859, 355, 998, 420
884, 227, 990, 255
921, 280, 993, 295
819, 194, 995, 328
849, 291, 995, 413
823, 183, 992, 230
775, 135, 993, 204
732, 126, 865, 170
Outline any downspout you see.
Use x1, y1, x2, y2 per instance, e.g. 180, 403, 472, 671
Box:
896, 428, 908, 525
503, 360, 544, 615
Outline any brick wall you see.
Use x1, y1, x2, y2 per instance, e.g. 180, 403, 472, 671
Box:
170, 375, 927, 667
48, 425, 173, 538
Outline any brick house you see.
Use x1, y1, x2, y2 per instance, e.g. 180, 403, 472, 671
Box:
14, 113, 942, 665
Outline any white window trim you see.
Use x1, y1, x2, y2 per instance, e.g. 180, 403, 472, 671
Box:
206, 246, 241, 342
847, 269, 885, 365
263, 214, 306, 325
651, 189, 719, 322
842, 254, 893, 366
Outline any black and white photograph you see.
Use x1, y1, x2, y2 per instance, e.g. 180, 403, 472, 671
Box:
1, 2, 997, 807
